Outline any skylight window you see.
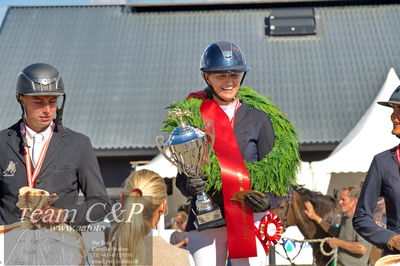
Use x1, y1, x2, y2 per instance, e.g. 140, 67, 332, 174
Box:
265, 7, 316, 37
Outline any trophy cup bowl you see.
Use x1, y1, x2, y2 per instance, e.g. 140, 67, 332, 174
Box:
156, 110, 225, 231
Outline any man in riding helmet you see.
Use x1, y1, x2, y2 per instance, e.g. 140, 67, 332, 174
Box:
163, 41, 300, 265
0, 63, 111, 227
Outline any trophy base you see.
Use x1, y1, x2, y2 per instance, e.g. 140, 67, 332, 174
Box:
193, 207, 226, 231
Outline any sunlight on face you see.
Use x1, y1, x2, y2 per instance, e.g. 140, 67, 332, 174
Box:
204, 73, 243, 105
391, 104, 400, 136
338, 189, 356, 216
20, 95, 58, 132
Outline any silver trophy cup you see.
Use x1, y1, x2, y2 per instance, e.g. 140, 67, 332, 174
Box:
156, 109, 225, 231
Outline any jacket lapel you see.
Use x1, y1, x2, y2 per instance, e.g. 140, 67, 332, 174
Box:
39, 127, 67, 176
6, 121, 26, 165
391, 146, 398, 167
234, 101, 251, 128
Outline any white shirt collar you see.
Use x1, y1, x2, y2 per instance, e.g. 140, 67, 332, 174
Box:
24, 122, 54, 142
219, 99, 240, 121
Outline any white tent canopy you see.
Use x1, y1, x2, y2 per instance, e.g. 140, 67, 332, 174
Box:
311, 68, 400, 194
296, 161, 315, 189
136, 151, 178, 178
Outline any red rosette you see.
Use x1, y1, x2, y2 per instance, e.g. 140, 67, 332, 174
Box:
255, 211, 283, 254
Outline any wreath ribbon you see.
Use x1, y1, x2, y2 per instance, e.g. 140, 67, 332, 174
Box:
255, 211, 283, 254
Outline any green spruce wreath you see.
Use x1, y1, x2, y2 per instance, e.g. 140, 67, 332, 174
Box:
162, 87, 300, 196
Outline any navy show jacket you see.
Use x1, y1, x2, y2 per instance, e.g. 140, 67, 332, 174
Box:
0, 120, 111, 227
353, 146, 400, 255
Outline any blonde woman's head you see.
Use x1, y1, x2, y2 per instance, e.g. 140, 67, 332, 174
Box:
121, 169, 168, 225
108, 169, 167, 266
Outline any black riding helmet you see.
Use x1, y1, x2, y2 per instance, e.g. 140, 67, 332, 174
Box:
200, 41, 251, 102
378, 85, 400, 107
378, 85, 400, 139
16, 63, 66, 132
200, 41, 251, 74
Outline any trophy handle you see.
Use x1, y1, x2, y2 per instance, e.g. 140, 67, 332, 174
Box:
204, 120, 215, 161
155, 135, 179, 167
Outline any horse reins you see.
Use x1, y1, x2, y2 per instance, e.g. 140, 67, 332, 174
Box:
274, 189, 306, 265
280, 189, 294, 231
274, 240, 304, 266
275, 188, 338, 266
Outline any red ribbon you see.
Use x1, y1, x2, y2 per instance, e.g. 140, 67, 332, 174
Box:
255, 211, 282, 254
21, 123, 53, 188
396, 144, 400, 167
200, 99, 257, 259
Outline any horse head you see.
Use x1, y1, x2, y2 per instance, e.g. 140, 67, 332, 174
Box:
270, 185, 340, 266
270, 188, 296, 231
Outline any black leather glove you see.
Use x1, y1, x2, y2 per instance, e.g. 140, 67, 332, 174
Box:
186, 176, 206, 197
244, 193, 271, 213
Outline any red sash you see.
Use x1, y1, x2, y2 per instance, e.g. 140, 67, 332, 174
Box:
200, 99, 257, 258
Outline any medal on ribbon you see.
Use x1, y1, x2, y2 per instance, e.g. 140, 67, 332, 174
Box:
21, 123, 53, 188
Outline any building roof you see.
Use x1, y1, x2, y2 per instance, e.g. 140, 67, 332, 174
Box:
0, 3, 399, 152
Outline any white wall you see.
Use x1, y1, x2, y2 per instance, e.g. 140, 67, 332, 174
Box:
326, 172, 366, 197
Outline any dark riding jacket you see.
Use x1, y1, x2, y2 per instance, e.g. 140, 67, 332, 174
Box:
0, 120, 111, 226
353, 146, 400, 255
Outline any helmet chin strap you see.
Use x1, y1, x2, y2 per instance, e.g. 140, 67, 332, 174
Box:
203, 72, 247, 103
16, 94, 29, 130
15, 96, 30, 148
55, 94, 67, 136
16, 94, 25, 120
240, 72, 247, 86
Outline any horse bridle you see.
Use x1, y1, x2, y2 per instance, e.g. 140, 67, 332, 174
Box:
279, 189, 295, 231
274, 189, 304, 266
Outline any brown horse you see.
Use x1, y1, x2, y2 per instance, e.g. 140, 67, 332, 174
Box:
271, 185, 340, 266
